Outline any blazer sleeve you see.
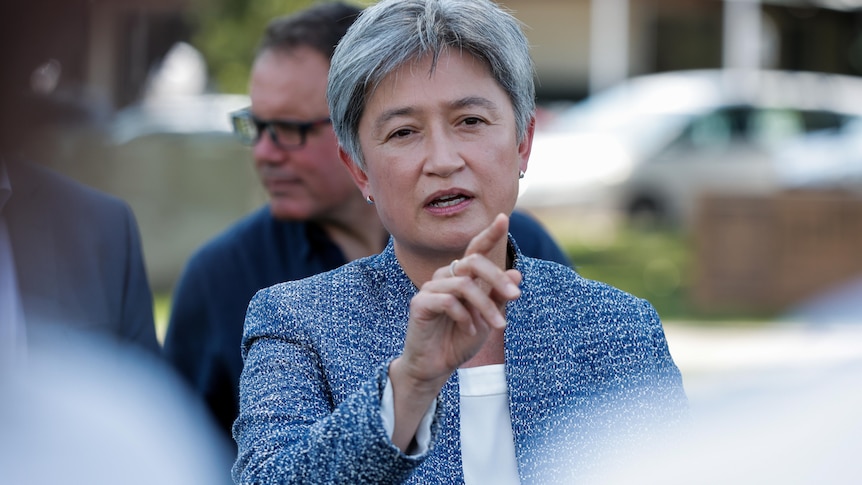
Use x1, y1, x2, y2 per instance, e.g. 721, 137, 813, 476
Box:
232, 288, 433, 485
116, 202, 159, 353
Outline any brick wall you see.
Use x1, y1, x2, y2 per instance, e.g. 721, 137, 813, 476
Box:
694, 190, 862, 313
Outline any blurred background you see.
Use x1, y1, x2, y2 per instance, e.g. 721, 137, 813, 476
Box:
2, 1, 862, 478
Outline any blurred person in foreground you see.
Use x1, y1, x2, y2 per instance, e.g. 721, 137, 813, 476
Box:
0, 328, 232, 485
1, 67, 159, 365
231, 0, 687, 483
163, 0, 571, 449
0, 96, 224, 478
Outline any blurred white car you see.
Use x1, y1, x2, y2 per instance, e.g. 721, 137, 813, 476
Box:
519, 69, 862, 226
773, 116, 862, 191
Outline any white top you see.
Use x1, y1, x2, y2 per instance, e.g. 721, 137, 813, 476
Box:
457, 364, 520, 484
382, 364, 520, 484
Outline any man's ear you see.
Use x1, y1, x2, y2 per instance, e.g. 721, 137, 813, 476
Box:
339, 146, 371, 195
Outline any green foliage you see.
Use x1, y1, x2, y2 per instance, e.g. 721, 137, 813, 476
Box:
564, 225, 774, 323
154, 293, 171, 344
565, 227, 696, 321
187, 0, 312, 93
187, 0, 369, 94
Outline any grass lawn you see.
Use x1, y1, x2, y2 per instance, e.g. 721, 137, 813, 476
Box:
565, 227, 695, 320
154, 295, 171, 344
558, 223, 775, 326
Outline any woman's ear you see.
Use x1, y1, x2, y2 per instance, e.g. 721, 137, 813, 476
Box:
518, 115, 535, 175
339, 146, 371, 196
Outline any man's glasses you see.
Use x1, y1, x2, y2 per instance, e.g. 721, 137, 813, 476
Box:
230, 108, 331, 150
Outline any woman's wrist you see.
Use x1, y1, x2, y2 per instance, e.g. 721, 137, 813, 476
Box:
387, 356, 448, 452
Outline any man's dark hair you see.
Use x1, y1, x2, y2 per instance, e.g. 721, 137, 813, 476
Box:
258, 2, 362, 61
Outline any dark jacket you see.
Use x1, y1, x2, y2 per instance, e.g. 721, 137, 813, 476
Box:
5, 159, 157, 351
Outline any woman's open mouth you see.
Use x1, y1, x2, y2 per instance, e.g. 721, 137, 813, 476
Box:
428, 193, 471, 208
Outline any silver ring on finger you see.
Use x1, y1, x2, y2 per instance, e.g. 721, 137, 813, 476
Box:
449, 259, 459, 278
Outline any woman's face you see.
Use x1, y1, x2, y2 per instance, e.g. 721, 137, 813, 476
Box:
348, 49, 533, 260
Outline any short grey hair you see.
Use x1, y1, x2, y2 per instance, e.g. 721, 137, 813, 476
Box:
327, 0, 536, 171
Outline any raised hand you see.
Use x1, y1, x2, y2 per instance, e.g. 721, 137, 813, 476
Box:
388, 213, 522, 451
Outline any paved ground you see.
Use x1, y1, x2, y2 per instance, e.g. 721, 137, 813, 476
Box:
663, 321, 862, 403
596, 321, 862, 484
664, 321, 862, 373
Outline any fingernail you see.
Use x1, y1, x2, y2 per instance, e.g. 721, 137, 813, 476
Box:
495, 314, 507, 328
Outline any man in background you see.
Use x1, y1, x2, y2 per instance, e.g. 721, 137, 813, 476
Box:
163, 1, 570, 449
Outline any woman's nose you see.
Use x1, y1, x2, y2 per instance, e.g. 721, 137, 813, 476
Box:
422, 130, 465, 177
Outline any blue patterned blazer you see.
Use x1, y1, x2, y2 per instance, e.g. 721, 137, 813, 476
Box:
233, 238, 687, 484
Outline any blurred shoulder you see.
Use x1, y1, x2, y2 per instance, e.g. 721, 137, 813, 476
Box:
184, 205, 304, 267
509, 210, 571, 267
14, 161, 130, 215
509, 209, 545, 231
191, 206, 274, 254
254, 253, 379, 301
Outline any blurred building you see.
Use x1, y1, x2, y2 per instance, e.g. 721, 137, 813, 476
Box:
0, 0, 262, 295
2, 0, 861, 295
3, 0, 861, 110
502, 0, 862, 100
0, 0, 191, 114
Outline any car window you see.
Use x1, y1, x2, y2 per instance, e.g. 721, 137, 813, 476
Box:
675, 106, 751, 151
675, 106, 844, 152
800, 110, 850, 133
749, 109, 802, 147
688, 111, 733, 149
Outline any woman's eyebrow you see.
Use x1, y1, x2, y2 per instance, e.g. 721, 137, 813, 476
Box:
449, 96, 499, 112
373, 106, 415, 133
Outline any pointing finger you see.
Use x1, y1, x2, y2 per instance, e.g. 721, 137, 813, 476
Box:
464, 213, 509, 259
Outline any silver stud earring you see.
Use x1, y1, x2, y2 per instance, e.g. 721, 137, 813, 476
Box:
366, 195, 374, 205
518, 170, 525, 179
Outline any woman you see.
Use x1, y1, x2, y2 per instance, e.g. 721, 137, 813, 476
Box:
232, 1, 688, 483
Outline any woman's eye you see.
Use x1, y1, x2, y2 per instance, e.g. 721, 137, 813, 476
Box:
390, 128, 414, 139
